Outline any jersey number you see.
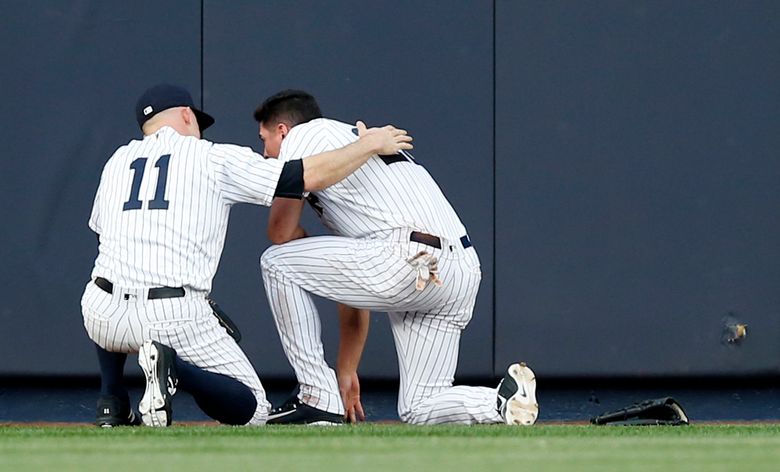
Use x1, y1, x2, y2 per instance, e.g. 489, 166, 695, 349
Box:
122, 154, 171, 211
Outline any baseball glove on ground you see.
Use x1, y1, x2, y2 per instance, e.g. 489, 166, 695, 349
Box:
590, 397, 689, 426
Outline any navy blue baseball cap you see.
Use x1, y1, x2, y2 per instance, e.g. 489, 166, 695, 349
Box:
135, 83, 215, 132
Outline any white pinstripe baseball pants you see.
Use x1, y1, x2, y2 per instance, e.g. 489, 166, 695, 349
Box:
81, 281, 271, 425
260, 229, 502, 424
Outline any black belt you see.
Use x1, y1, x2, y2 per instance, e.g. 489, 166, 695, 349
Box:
409, 231, 472, 250
94, 277, 185, 300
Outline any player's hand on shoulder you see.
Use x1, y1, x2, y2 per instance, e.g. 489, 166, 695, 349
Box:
356, 120, 413, 155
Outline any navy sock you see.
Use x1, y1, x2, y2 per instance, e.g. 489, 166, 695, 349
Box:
174, 358, 257, 425
94, 343, 129, 402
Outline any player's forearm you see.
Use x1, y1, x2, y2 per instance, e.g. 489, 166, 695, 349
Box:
337, 304, 370, 374
267, 197, 307, 244
302, 123, 412, 191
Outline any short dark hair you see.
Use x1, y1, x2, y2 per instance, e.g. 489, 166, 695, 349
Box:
253, 90, 322, 127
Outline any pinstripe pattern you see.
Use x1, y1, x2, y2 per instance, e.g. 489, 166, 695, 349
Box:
83, 126, 283, 425
389, 311, 500, 424
263, 118, 500, 424
89, 127, 283, 291
81, 281, 270, 424
279, 119, 466, 240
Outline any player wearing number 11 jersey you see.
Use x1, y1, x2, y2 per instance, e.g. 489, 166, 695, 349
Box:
81, 84, 412, 427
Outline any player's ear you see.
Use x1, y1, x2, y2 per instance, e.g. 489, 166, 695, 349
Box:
278, 122, 290, 139
182, 107, 193, 126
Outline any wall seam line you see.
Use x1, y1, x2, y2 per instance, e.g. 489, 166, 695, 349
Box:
200, 0, 205, 109
491, 0, 497, 379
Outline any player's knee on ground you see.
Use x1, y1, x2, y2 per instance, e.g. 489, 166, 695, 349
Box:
242, 379, 272, 425
232, 385, 270, 426
218, 384, 258, 426
246, 390, 271, 426
398, 401, 432, 425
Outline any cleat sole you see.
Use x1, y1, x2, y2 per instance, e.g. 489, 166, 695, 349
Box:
504, 362, 539, 426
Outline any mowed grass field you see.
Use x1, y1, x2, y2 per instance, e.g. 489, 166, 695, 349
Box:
2, 424, 779, 472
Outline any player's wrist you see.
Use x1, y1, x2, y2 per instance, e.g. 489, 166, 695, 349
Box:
336, 362, 358, 375
356, 132, 382, 155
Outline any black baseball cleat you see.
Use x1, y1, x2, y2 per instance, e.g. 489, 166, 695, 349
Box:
138, 340, 178, 427
496, 362, 539, 425
266, 396, 343, 425
95, 395, 142, 427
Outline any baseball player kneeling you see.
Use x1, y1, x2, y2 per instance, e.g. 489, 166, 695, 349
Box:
255, 90, 538, 426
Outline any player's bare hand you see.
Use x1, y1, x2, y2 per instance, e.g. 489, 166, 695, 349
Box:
356, 120, 413, 155
338, 370, 366, 423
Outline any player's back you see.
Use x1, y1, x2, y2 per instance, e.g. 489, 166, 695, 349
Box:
90, 127, 226, 291
280, 118, 467, 240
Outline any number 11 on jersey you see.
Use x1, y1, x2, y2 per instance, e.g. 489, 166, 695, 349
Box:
123, 154, 171, 211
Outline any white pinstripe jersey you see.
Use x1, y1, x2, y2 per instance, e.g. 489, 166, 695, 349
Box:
89, 126, 284, 291
278, 118, 467, 240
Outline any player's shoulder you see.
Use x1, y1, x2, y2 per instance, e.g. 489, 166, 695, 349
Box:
114, 134, 147, 153
110, 142, 133, 158
207, 140, 259, 163
280, 118, 354, 162
104, 137, 143, 167
320, 118, 357, 137
289, 118, 354, 140
173, 129, 216, 153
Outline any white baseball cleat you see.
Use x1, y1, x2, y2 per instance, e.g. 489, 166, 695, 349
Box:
496, 362, 539, 425
138, 340, 178, 427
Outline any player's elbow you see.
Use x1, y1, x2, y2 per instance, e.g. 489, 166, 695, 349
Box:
267, 225, 295, 245
302, 174, 327, 193
302, 162, 331, 192
267, 216, 304, 244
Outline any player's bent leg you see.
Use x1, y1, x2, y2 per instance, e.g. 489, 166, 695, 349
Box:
258, 236, 418, 419
138, 339, 263, 426
389, 311, 503, 425
147, 300, 271, 425
83, 283, 270, 426
174, 358, 258, 425
94, 344, 129, 399
93, 344, 141, 427
259, 236, 417, 310
177, 339, 270, 425
259, 236, 470, 422
82, 283, 143, 427
400, 386, 503, 425
261, 261, 344, 417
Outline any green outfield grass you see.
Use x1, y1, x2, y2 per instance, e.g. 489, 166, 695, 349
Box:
1, 424, 779, 472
